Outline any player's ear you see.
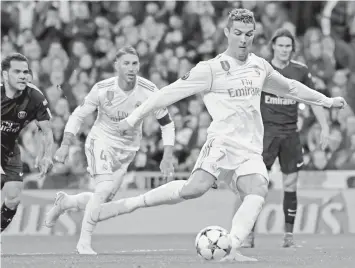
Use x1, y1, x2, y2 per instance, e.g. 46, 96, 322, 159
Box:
224, 27, 229, 38
114, 60, 119, 72
2, 70, 8, 80
271, 43, 276, 51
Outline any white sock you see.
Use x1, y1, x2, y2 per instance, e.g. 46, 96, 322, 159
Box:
78, 181, 114, 245
98, 180, 186, 221
230, 194, 265, 248
62, 192, 93, 211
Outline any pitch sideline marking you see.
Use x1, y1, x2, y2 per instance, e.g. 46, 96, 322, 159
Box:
2, 248, 190, 256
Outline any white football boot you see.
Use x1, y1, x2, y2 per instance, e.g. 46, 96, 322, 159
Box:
76, 241, 97, 255
220, 235, 258, 262
44, 191, 68, 227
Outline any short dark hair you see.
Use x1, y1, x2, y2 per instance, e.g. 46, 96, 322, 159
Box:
270, 28, 296, 52
116, 46, 139, 59
1, 53, 29, 72
227, 8, 256, 30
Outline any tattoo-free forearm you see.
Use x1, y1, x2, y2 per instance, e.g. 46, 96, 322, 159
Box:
311, 105, 329, 130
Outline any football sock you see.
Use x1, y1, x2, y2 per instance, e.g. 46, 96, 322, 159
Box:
78, 181, 114, 245
96, 180, 186, 222
1, 203, 17, 232
62, 192, 93, 211
230, 194, 265, 248
283, 191, 297, 233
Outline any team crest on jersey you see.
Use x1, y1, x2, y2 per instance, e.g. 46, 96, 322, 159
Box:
253, 66, 262, 77
220, 61, 230, 71
181, 71, 190, 80
106, 91, 114, 106
254, 68, 260, 76
18, 111, 27, 119
210, 163, 218, 172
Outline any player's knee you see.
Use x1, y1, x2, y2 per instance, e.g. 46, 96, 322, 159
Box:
4, 181, 23, 209
180, 170, 215, 199
94, 179, 115, 203
236, 174, 268, 200
282, 172, 298, 192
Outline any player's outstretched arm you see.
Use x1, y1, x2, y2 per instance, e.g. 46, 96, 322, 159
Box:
125, 62, 212, 127
55, 84, 100, 163
262, 60, 346, 109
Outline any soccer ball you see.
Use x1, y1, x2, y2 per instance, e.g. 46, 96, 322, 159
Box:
195, 226, 232, 261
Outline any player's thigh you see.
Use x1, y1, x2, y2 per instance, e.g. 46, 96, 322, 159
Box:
233, 156, 269, 200
279, 132, 303, 174
1, 146, 24, 197
85, 138, 114, 178
262, 134, 281, 170
184, 139, 229, 198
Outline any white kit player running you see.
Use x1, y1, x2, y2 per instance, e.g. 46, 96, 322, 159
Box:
45, 47, 175, 255
89, 9, 346, 262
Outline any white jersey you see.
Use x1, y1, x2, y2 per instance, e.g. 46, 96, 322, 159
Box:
127, 53, 332, 166
65, 76, 168, 151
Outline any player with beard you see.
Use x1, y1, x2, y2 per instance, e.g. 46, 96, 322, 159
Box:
1, 53, 53, 232
45, 46, 175, 255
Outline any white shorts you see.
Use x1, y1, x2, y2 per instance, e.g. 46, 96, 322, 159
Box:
192, 138, 269, 189
85, 137, 136, 177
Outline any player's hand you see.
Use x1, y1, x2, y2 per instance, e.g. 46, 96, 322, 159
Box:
160, 156, 175, 179
319, 126, 330, 150
37, 157, 53, 176
54, 145, 70, 163
117, 119, 134, 135
331, 97, 347, 109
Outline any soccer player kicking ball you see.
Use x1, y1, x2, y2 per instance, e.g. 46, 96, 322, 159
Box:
1, 53, 54, 232
45, 47, 175, 255
242, 28, 331, 249
91, 9, 346, 262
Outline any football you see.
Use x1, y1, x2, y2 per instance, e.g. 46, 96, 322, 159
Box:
195, 226, 232, 261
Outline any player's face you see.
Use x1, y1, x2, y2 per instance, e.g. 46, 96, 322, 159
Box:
272, 36, 293, 62
3, 60, 29, 91
116, 54, 140, 83
224, 21, 255, 61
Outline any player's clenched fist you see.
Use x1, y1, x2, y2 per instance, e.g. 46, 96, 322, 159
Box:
331, 97, 347, 109
54, 145, 70, 163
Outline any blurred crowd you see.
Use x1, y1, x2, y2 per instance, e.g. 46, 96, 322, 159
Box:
1, 1, 355, 188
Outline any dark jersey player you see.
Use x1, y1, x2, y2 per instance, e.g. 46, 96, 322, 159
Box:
242, 29, 330, 248
1, 53, 54, 232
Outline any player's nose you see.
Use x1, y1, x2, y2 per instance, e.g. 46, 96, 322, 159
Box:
240, 34, 247, 42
